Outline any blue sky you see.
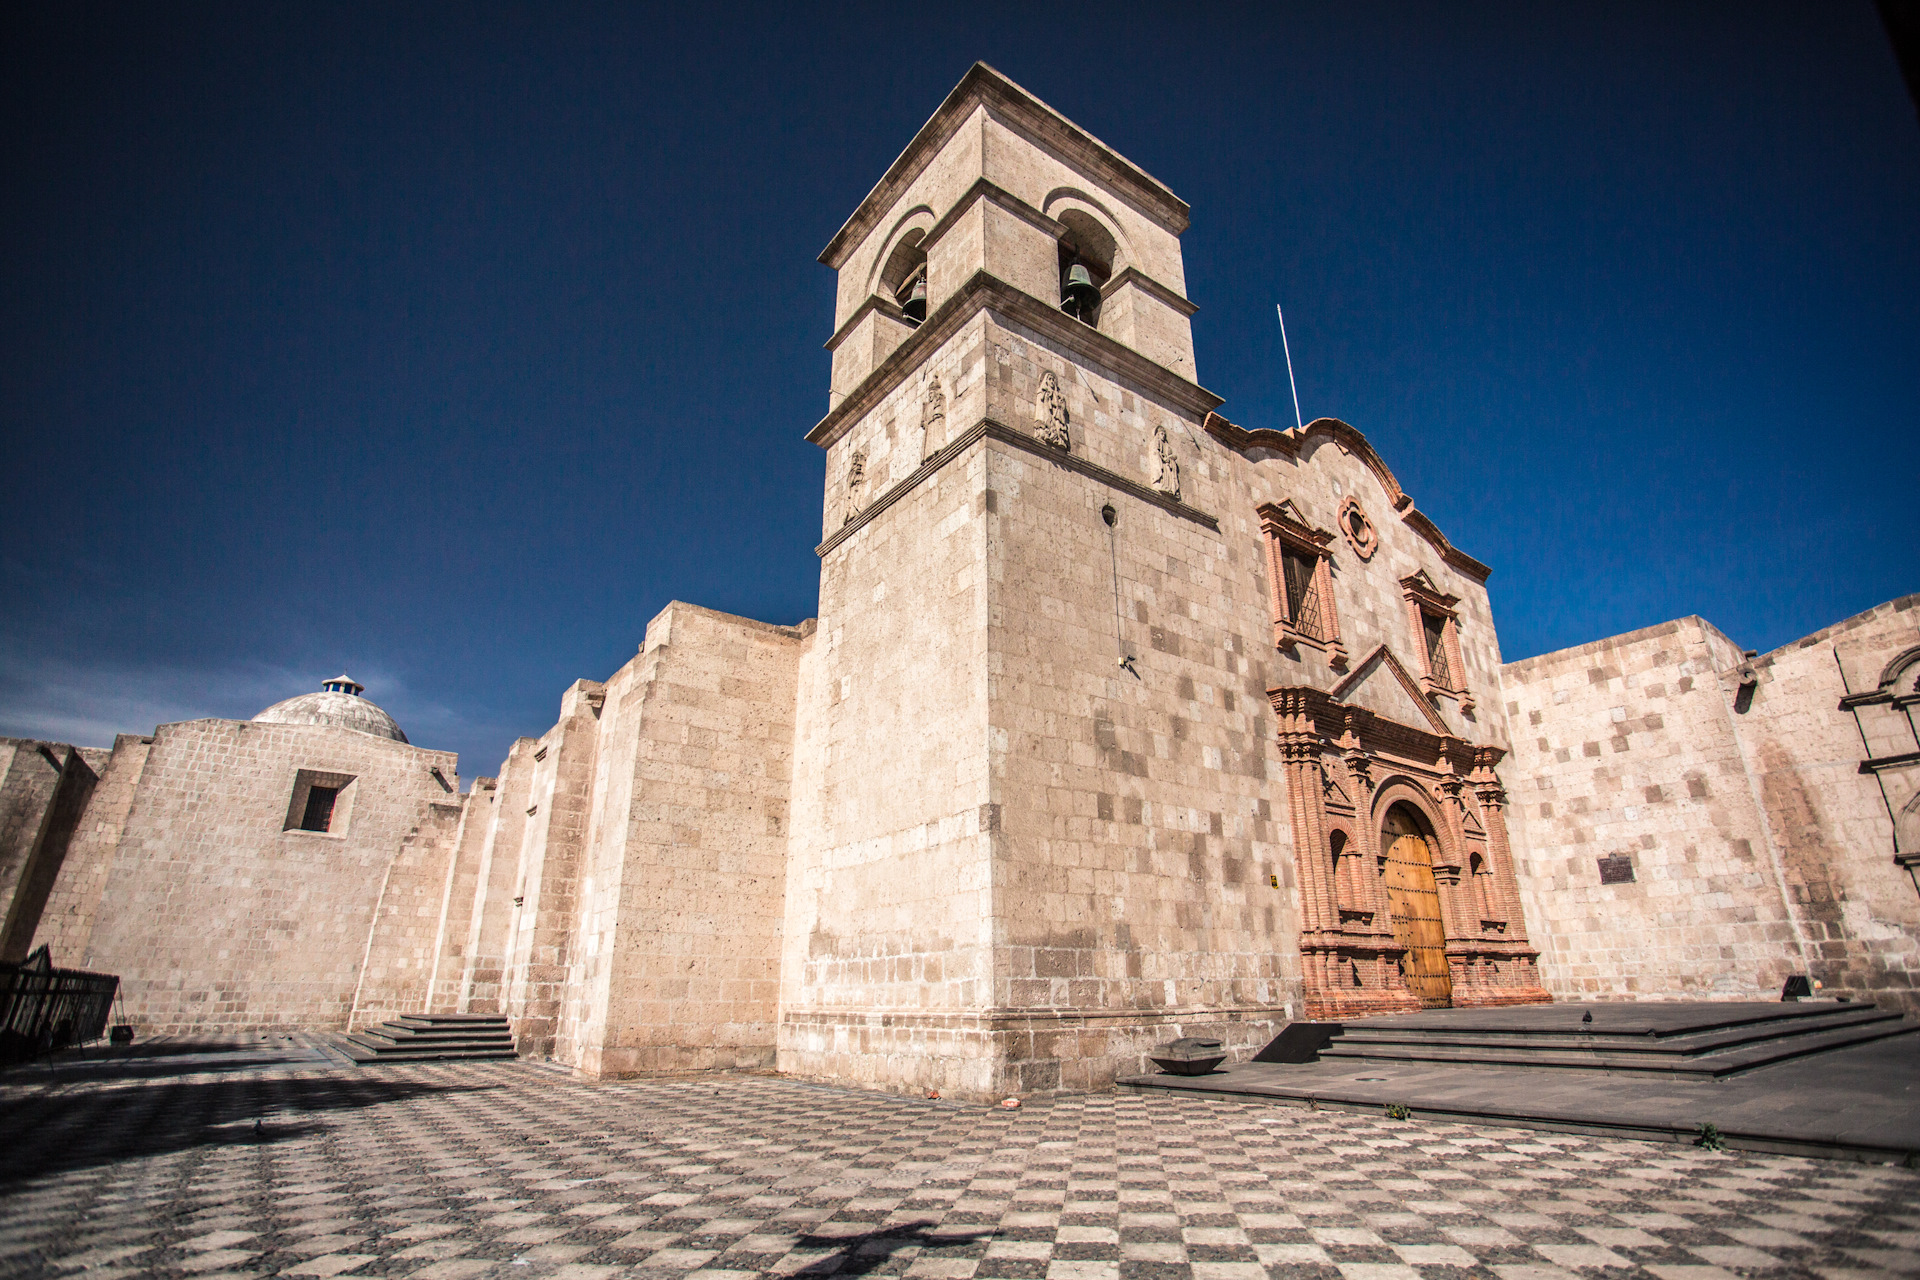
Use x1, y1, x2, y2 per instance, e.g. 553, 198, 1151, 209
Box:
3, 2, 1915, 776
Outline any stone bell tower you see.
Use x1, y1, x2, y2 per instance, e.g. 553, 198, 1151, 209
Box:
778, 63, 1302, 1098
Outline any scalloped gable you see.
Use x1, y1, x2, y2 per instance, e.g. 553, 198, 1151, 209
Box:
1203, 412, 1492, 584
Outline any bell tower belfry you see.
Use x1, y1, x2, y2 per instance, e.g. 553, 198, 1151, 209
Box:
814, 62, 1202, 418
780, 63, 1317, 1099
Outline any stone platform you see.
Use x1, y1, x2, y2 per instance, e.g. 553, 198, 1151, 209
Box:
1120, 1001, 1920, 1163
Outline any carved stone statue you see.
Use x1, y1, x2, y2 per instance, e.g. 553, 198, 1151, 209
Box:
1152, 423, 1180, 500
920, 376, 945, 462
1036, 370, 1070, 451
842, 449, 866, 526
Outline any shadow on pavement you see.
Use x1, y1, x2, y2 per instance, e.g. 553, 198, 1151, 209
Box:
793, 1222, 995, 1275
0, 1072, 503, 1185
0, 1038, 335, 1084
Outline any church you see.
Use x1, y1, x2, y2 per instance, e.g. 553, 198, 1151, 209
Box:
3, 64, 1915, 1098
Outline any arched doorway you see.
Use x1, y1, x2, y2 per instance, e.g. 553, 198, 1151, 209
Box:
1381, 802, 1452, 1008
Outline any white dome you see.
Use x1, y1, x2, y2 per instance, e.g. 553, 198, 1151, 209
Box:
253, 676, 408, 743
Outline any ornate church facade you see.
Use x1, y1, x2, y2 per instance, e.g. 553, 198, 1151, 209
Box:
3, 65, 1915, 1098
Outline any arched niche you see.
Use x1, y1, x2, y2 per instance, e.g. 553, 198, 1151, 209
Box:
1042, 188, 1132, 274
1368, 777, 1462, 884
865, 207, 937, 306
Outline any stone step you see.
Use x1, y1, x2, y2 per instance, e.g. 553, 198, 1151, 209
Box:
337, 1040, 518, 1063
1328, 1004, 1899, 1057
340, 1013, 518, 1064
347, 1032, 513, 1053
390, 1014, 512, 1026
361, 1024, 515, 1041
1320, 1016, 1917, 1077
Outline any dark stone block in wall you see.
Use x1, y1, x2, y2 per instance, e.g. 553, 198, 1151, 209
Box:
1598, 854, 1636, 885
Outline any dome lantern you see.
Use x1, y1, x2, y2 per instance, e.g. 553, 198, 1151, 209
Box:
253, 676, 407, 742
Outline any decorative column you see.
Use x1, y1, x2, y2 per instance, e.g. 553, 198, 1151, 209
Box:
1456, 747, 1551, 1007
1470, 749, 1525, 933
1273, 690, 1419, 1019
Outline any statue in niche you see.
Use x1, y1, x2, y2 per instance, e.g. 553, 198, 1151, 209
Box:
920, 376, 945, 462
1152, 423, 1181, 500
842, 449, 866, 526
1036, 370, 1070, 451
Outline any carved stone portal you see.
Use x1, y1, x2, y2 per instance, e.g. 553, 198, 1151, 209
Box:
1270, 686, 1550, 1019
1036, 370, 1070, 451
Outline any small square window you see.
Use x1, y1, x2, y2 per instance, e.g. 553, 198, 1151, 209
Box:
299, 786, 340, 832
284, 769, 357, 836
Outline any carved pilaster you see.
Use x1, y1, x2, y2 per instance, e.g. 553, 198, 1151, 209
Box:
1470, 747, 1524, 942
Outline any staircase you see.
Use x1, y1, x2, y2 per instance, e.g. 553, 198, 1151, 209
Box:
340, 1013, 518, 1064
1316, 1001, 1916, 1078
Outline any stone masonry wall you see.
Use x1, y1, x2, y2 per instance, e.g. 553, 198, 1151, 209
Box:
499, 684, 602, 1057
1501, 597, 1920, 1012
31, 735, 152, 969
425, 775, 497, 1012
456, 742, 535, 1014
1740, 597, 1920, 1009
973, 306, 1522, 1087
0, 740, 100, 963
1501, 619, 1790, 1001
782, 359, 997, 1096
79, 718, 458, 1033
347, 797, 466, 1029
556, 603, 806, 1078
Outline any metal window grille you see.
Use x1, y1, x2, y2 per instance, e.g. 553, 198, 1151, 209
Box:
1282, 547, 1323, 640
1423, 611, 1452, 685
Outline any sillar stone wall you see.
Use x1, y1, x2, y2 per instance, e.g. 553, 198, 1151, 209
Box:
1501, 596, 1920, 1012
76, 718, 459, 1032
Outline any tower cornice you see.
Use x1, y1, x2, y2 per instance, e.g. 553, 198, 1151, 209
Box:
807, 268, 1222, 451
819, 62, 1191, 271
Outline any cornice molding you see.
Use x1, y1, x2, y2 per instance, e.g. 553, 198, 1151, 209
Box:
1205, 411, 1493, 584
808, 269, 1224, 450
823, 290, 911, 354
1101, 264, 1198, 317
923, 175, 1066, 254
820, 62, 1190, 270
817, 417, 1219, 560
1268, 678, 1499, 771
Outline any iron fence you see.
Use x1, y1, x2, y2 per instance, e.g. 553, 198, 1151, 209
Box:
0, 946, 119, 1065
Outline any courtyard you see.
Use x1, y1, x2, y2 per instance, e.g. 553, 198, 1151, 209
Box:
1, 1037, 1917, 1280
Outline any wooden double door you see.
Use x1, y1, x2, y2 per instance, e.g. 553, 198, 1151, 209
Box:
1380, 804, 1452, 1007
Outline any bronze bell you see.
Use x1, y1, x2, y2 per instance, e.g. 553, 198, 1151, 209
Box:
901, 273, 927, 325
1061, 261, 1100, 321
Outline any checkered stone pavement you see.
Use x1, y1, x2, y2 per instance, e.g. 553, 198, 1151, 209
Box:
3, 1053, 1918, 1280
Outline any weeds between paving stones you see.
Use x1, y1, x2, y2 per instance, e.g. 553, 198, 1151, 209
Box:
1385, 1102, 1412, 1120
1696, 1121, 1726, 1150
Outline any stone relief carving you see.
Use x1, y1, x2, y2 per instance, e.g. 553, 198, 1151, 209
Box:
1152, 423, 1180, 501
1035, 370, 1070, 451
1338, 494, 1378, 560
842, 449, 866, 526
920, 376, 945, 462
